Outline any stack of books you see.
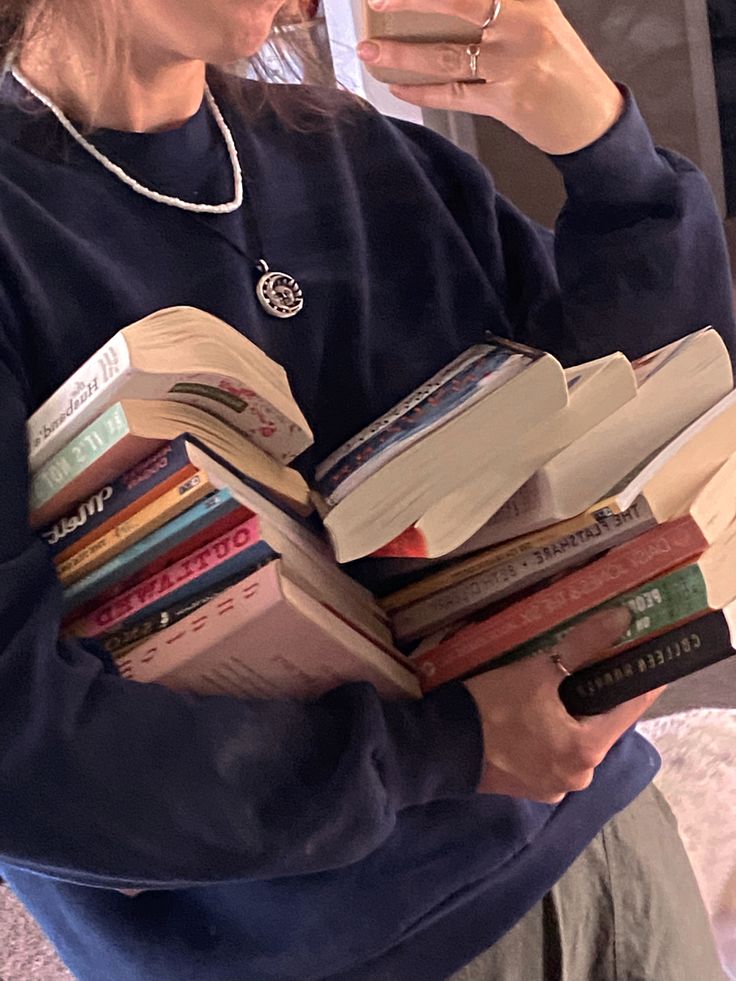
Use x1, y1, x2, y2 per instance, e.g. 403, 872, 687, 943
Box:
363, 328, 736, 714
34, 307, 418, 701
35, 306, 736, 715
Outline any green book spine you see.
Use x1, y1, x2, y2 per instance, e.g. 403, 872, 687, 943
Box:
485, 563, 710, 673
30, 403, 131, 510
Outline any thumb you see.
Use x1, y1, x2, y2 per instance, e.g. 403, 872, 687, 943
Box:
548, 606, 632, 675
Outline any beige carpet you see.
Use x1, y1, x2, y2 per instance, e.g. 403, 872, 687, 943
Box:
640, 709, 736, 979
0, 885, 71, 980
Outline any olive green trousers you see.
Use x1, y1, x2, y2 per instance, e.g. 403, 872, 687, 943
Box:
450, 784, 725, 981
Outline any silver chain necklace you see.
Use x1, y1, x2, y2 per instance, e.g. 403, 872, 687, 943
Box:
10, 65, 304, 318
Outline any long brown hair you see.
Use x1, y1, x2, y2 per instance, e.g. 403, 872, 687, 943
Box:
0, 0, 356, 127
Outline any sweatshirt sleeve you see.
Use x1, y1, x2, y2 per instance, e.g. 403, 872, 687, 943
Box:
0, 354, 482, 890
389, 87, 736, 366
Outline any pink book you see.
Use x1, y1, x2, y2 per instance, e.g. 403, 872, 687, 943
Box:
67, 513, 262, 637
116, 561, 420, 700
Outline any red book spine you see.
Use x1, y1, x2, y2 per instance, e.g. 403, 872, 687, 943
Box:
415, 515, 707, 687
62, 505, 251, 625
67, 513, 261, 637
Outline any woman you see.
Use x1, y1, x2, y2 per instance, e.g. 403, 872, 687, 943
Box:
0, 1, 731, 978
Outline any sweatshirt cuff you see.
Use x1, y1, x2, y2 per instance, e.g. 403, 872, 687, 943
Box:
548, 85, 671, 207
382, 683, 484, 809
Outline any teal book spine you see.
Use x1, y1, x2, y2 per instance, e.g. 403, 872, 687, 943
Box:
30, 403, 131, 511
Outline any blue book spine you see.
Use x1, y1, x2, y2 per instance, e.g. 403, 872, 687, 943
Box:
42, 435, 195, 558
104, 539, 279, 630
62, 489, 241, 615
314, 345, 533, 502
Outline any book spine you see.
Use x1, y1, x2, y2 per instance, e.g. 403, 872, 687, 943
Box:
58, 484, 242, 619
114, 563, 420, 700
30, 402, 132, 514
133, 541, 277, 626
391, 503, 657, 643
57, 471, 213, 589
62, 491, 245, 616
390, 498, 650, 608
96, 559, 269, 658
315, 345, 490, 479
27, 333, 131, 473
380, 496, 652, 612
419, 562, 711, 690
315, 344, 533, 505
66, 514, 267, 637
43, 438, 196, 560
559, 612, 734, 715
415, 517, 706, 675
114, 564, 282, 682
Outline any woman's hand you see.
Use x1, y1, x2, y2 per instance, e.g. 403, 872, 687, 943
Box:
357, 0, 624, 155
463, 607, 664, 803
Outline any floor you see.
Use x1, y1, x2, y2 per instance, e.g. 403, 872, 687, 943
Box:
0, 886, 72, 980
646, 654, 736, 718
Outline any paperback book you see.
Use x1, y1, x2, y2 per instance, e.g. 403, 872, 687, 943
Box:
418, 515, 736, 690
28, 306, 312, 471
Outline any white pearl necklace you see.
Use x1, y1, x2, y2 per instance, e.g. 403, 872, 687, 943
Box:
10, 65, 244, 215
9, 65, 306, 319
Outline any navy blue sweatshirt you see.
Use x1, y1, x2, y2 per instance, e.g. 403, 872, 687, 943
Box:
0, 75, 733, 980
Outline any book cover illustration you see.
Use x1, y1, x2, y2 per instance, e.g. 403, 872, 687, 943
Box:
315, 343, 535, 504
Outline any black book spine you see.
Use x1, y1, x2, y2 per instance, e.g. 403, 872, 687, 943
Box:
559, 612, 734, 716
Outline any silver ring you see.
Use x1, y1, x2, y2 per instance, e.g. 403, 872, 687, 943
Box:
550, 653, 572, 678
481, 0, 502, 30
466, 43, 482, 79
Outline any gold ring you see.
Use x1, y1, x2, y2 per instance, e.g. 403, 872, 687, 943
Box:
481, 0, 502, 30
550, 653, 572, 678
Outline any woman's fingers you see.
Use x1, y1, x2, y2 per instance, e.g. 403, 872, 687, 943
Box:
360, 0, 623, 153
387, 81, 484, 112
548, 609, 666, 753
358, 38, 485, 82
366, 0, 494, 26
465, 607, 665, 802
539, 606, 633, 690
549, 609, 666, 747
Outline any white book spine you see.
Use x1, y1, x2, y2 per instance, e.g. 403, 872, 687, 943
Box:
27, 334, 132, 473
28, 343, 311, 473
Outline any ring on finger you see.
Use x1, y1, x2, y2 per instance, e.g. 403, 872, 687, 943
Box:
465, 43, 482, 80
550, 653, 573, 678
481, 0, 502, 30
